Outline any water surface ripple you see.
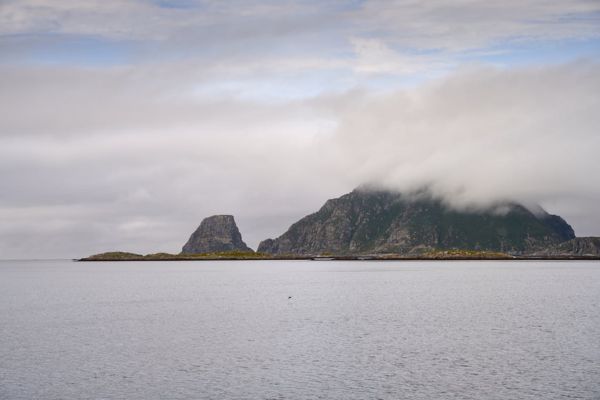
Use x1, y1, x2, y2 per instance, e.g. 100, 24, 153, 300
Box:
1, 260, 599, 399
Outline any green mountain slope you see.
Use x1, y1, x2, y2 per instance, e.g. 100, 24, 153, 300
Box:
258, 189, 575, 255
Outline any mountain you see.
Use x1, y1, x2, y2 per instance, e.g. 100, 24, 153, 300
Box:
182, 215, 253, 254
257, 189, 575, 256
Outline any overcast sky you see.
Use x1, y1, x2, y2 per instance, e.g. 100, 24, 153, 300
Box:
1, 0, 599, 258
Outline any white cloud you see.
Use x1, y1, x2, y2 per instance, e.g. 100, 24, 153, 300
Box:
350, 38, 445, 75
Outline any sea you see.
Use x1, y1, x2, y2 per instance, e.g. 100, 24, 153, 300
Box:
1, 260, 599, 400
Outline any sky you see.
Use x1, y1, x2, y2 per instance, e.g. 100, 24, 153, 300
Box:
1, 0, 599, 258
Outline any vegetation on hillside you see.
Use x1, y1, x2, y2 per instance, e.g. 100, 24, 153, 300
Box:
422, 249, 513, 259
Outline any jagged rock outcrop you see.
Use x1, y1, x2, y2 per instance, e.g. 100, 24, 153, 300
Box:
182, 215, 252, 254
257, 189, 575, 256
535, 237, 600, 256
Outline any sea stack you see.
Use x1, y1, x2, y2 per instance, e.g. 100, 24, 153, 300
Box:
182, 215, 252, 254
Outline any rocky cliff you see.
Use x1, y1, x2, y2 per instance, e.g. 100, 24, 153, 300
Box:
534, 237, 600, 256
257, 189, 575, 256
182, 215, 252, 254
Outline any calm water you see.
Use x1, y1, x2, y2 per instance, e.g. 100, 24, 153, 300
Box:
1, 260, 599, 400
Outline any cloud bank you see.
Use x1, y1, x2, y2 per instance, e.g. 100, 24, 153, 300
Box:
0, 61, 599, 258
330, 62, 600, 210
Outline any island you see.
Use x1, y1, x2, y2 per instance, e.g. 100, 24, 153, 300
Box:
80, 188, 600, 261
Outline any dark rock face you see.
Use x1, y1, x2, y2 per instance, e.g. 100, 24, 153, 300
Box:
257, 189, 575, 256
537, 237, 600, 256
182, 215, 252, 254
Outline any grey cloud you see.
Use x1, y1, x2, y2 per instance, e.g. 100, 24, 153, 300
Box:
0, 0, 343, 41
1, 61, 599, 258
2, 0, 598, 55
